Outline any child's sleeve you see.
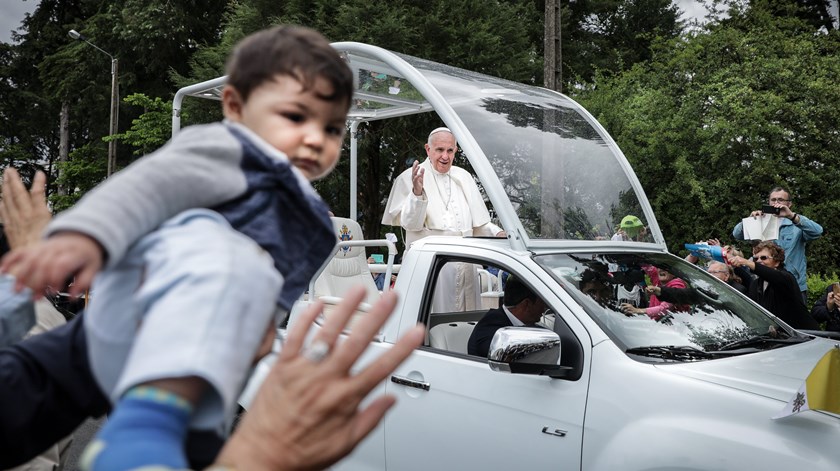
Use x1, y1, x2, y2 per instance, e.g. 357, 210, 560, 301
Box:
45, 124, 249, 268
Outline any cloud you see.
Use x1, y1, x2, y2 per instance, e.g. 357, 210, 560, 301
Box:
675, 0, 712, 22
0, 0, 39, 44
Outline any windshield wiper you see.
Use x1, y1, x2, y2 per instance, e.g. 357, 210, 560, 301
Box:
625, 345, 713, 361
717, 334, 809, 352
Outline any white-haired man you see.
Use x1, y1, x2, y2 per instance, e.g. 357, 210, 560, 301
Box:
382, 127, 505, 311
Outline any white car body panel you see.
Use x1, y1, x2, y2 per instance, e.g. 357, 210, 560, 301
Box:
584, 340, 840, 470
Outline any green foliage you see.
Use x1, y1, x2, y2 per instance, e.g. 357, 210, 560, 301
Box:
50, 143, 107, 212
6, 0, 835, 281
108, 93, 175, 157
562, 0, 684, 85
575, 3, 840, 277
806, 272, 840, 312
2, 0, 226, 203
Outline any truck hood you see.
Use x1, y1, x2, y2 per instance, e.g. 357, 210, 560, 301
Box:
659, 337, 840, 403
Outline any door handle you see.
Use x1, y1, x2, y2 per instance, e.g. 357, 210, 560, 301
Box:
390, 375, 430, 391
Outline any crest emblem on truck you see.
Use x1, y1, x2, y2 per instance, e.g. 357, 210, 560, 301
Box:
339, 224, 353, 253
792, 392, 807, 414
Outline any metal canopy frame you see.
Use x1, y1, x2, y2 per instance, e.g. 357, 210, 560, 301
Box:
171, 41, 532, 250
172, 42, 665, 252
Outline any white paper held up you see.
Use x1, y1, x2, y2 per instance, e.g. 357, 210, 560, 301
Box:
742, 214, 780, 241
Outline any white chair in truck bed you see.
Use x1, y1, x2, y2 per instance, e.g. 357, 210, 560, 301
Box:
312, 217, 381, 309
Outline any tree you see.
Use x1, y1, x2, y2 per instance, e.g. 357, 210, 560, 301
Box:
108, 93, 174, 156
575, 2, 840, 276
1, 0, 227, 207
1, 0, 93, 195
560, 0, 684, 85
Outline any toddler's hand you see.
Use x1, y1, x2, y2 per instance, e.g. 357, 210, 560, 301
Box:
0, 232, 104, 297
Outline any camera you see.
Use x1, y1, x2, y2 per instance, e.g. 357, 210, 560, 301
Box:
761, 205, 781, 215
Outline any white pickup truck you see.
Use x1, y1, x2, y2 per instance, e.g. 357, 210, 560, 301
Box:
303, 237, 840, 471
178, 43, 840, 470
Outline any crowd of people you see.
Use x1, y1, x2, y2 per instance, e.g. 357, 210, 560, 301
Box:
611, 184, 828, 330
715, 186, 825, 329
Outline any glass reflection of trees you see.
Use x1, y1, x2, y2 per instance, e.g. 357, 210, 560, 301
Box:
482, 98, 599, 139
383, 51, 653, 241
544, 253, 767, 353
476, 97, 639, 240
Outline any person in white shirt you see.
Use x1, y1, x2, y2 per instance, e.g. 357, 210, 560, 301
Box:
382, 127, 505, 311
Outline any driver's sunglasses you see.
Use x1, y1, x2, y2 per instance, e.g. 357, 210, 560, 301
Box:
753, 255, 771, 261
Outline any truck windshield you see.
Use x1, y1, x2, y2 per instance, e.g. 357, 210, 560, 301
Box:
535, 252, 806, 358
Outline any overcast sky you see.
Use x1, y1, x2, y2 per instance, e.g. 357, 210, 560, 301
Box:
0, 0, 37, 44
0, 0, 837, 44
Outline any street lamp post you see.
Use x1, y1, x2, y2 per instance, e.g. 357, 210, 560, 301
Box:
68, 29, 119, 177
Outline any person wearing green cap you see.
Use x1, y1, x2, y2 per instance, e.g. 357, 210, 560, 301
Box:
611, 215, 647, 242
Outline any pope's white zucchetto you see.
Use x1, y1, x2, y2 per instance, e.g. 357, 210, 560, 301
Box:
427, 127, 453, 143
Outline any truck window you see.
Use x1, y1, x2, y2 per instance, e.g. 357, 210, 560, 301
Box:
425, 259, 553, 356
426, 259, 502, 354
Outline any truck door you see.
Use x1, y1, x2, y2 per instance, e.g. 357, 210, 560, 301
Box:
383, 252, 589, 470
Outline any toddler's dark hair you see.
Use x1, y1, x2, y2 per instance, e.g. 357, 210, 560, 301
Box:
226, 25, 353, 112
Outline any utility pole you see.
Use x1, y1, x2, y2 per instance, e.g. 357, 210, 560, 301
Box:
68, 29, 119, 177
542, 0, 566, 237
108, 57, 119, 176
58, 102, 69, 196
544, 0, 562, 93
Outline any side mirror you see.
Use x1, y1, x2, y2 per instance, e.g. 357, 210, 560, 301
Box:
488, 327, 571, 379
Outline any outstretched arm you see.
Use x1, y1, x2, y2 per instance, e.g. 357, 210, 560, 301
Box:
1, 233, 104, 297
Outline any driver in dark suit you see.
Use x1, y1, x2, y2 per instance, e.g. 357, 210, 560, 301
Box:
467, 276, 547, 357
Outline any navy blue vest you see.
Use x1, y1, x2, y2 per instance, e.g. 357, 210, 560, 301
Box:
213, 126, 336, 311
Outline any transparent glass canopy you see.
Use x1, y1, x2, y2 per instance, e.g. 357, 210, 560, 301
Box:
340, 46, 658, 244
176, 43, 661, 246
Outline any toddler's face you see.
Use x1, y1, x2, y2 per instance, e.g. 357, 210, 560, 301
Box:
223, 74, 347, 181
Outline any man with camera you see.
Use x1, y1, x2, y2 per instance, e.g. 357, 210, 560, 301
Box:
732, 186, 822, 302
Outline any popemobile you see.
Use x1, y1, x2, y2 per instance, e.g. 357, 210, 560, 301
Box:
174, 42, 840, 471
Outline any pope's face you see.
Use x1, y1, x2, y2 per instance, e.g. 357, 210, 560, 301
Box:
425, 132, 457, 173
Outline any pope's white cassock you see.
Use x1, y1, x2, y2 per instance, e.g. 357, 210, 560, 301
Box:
382, 159, 502, 312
